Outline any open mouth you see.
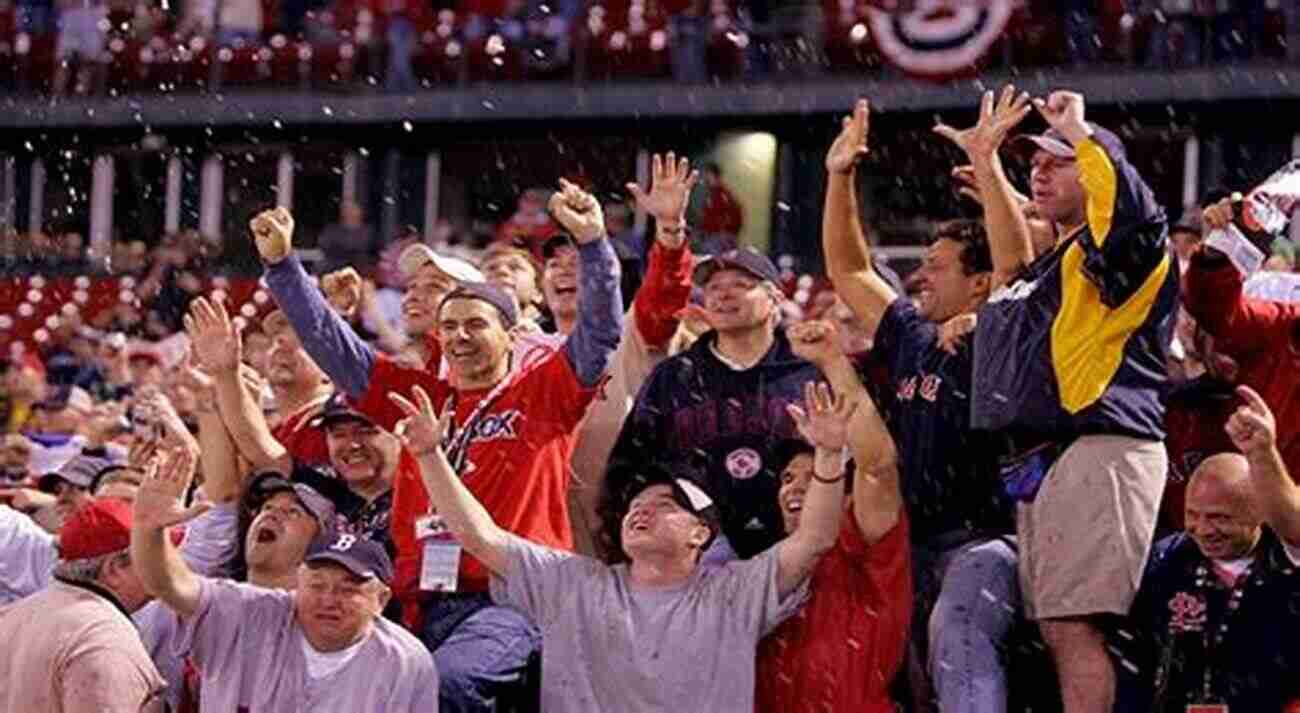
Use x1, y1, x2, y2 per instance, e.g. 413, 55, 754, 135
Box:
339, 449, 371, 469
256, 528, 279, 544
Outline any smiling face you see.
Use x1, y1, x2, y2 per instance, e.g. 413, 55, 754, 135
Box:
701, 268, 777, 335
295, 562, 387, 652
325, 420, 398, 496
402, 263, 461, 337
246, 491, 322, 573
541, 245, 580, 321
913, 238, 987, 324
1029, 149, 1087, 229
620, 484, 710, 561
1185, 455, 1261, 561
436, 298, 513, 389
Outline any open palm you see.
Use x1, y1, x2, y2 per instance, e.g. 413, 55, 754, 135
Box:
626, 152, 699, 225
787, 381, 858, 451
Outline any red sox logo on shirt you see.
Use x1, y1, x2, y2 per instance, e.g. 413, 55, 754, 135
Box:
465, 410, 523, 444
726, 448, 762, 480
898, 373, 943, 403
1167, 591, 1207, 634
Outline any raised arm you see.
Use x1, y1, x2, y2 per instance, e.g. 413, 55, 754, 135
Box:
175, 355, 244, 503
184, 297, 292, 474
775, 381, 854, 598
1225, 386, 1300, 547
130, 450, 211, 618
390, 387, 511, 575
933, 85, 1036, 290
823, 100, 898, 337
1034, 91, 1169, 305
251, 208, 377, 398
626, 152, 698, 349
550, 179, 625, 386
791, 320, 902, 544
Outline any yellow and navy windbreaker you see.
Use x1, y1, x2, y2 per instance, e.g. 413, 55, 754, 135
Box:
971, 136, 1179, 441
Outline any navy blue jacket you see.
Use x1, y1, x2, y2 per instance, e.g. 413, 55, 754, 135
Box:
604, 327, 818, 559
1117, 530, 1300, 712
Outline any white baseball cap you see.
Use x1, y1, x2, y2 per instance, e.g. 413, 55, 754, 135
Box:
398, 244, 484, 284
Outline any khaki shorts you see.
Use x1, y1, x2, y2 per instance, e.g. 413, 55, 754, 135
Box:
1017, 435, 1166, 620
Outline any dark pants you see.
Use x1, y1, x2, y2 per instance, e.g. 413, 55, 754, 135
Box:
420, 593, 542, 713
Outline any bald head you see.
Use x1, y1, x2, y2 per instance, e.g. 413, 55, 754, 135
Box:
1185, 453, 1261, 560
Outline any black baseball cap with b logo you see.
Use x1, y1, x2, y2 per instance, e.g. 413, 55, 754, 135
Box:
304, 529, 394, 584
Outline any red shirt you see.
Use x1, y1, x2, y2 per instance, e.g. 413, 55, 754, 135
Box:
755, 506, 912, 713
382, 350, 595, 629
1184, 254, 1300, 479
1161, 376, 1239, 532
699, 184, 744, 235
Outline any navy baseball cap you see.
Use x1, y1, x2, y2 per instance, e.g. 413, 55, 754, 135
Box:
246, 471, 340, 529
1011, 122, 1126, 162
439, 282, 519, 328
39, 453, 114, 493
305, 529, 394, 584
310, 393, 376, 430
541, 233, 578, 260
618, 462, 722, 536
693, 247, 781, 286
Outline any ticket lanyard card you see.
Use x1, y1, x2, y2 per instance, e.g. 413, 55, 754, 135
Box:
1187, 705, 1228, 713
416, 514, 462, 593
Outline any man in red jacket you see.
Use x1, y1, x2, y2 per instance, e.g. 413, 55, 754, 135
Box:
1185, 196, 1300, 481
252, 179, 623, 713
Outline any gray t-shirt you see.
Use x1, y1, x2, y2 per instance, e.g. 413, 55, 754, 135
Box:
490, 536, 807, 713
165, 578, 439, 713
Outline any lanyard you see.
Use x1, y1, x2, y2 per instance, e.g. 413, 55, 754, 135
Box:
1193, 558, 1255, 703
441, 373, 515, 476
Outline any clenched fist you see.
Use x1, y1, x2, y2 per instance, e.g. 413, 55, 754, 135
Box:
548, 178, 606, 244
250, 207, 295, 264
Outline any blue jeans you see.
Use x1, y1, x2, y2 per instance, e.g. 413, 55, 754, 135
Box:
911, 535, 1021, 713
420, 593, 542, 713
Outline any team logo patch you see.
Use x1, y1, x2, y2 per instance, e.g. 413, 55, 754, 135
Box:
726, 448, 762, 480
865, 0, 1016, 80
1167, 591, 1207, 634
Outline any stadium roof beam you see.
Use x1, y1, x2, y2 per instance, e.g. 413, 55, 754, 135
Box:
2, 66, 1300, 129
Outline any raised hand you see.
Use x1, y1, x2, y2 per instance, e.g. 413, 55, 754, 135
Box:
183, 296, 242, 375
787, 381, 859, 452
1202, 194, 1241, 231
674, 303, 717, 337
826, 99, 870, 175
548, 178, 606, 243
249, 207, 295, 264
1032, 90, 1090, 145
1225, 385, 1278, 457
321, 267, 363, 319
937, 313, 977, 355
139, 390, 200, 457
626, 152, 700, 244
390, 386, 452, 457
788, 319, 843, 367
933, 85, 1033, 161
132, 449, 210, 532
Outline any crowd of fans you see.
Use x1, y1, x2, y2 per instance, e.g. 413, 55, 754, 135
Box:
0, 0, 1295, 94
3, 83, 1300, 713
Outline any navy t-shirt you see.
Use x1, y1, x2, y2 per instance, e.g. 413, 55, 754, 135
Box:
864, 298, 1013, 544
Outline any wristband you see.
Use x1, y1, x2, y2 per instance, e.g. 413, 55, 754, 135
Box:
811, 470, 846, 485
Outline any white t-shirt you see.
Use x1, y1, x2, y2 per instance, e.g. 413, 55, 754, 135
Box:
300, 631, 367, 681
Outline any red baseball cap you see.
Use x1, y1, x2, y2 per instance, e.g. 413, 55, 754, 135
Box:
58, 498, 134, 560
